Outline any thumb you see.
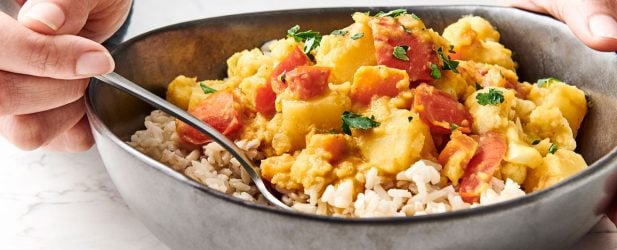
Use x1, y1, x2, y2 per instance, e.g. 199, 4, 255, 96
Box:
511, 0, 617, 52
17, 0, 97, 35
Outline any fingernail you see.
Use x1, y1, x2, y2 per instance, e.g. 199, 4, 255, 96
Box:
22, 2, 65, 31
76, 51, 115, 76
588, 14, 617, 39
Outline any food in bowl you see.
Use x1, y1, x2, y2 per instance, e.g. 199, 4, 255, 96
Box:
128, 10, 589, 217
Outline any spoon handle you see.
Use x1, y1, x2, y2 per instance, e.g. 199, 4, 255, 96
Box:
95, 72, 291, 210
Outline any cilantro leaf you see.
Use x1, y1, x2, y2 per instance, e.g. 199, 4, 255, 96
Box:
341, 111, 380, 135
475, 83, 483, 90
401, 25, 412, 34
375, 9, 407, 18
287, 25, 322, 55
351, 32, 364, 40
548, 143, 558, 154
430, 63, 441, 79
450, 123, 459, 131
199, 82, 217, 94
476, 88, 505, 105
331, 29, 348, 36
278, 71, 286, 83
448, 45, 456, 54
436, 47, 459, 73
393, 45, 410, 61
536, 77, 562, 88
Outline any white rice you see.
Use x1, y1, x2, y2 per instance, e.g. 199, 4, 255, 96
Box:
129, 110, 526, 217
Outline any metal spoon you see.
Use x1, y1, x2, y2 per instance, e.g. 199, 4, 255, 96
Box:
95, 72, 292, 211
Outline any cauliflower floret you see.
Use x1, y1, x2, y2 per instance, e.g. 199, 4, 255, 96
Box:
443, 16, 516, 70
527, 81, 587, 137
524, 105, 576, 151
227, 48, 273, 78
465, 87, 516, 134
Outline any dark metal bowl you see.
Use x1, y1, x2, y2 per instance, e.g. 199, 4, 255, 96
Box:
86, 6, 617, 249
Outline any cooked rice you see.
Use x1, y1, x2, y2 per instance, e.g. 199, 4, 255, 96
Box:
129, 110, 526, 217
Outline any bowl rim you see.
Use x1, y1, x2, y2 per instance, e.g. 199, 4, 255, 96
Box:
87, 5, 617, 224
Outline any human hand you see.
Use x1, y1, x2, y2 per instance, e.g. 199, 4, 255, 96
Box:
0, 0, 131, 152
511, 0, 617, 51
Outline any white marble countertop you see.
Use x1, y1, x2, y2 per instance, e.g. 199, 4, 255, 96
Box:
1, 0, 616, 249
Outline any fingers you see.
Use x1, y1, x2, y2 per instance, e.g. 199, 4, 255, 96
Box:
0, 97, 86, 150
42, 115, 94, 152
511, 0, 617, 51
0, 13, 114, 79
17, 0, 97, 35
17, 0, 132, 42
0, 71, 88, 116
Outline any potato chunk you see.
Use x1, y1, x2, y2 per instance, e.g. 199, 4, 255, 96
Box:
357, 104, 435, 174
166, 75, 198, 110
524, 149, 587, 191
274, 89, 351, 153
316, 12, 377, 83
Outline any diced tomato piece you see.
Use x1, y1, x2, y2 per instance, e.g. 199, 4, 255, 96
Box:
438, 131, 479, 185
458, 131, 507, 203
270, 46, 311, 94
370, 16, 438, 84
350, 66, 410, 105
177, 91, 243, 145
412, 83, 472, 134
254, 83, 277, 116
307, 134, 347, 163
286, 66, 331, 100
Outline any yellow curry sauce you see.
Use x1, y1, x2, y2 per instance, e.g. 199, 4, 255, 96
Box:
165, 12, 588, 204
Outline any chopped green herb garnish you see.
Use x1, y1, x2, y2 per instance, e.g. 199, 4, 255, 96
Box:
331, 29, 348, 36
548, 143, 558, 154
351, 32, 364, 40
450, 123, 459, 131
393, 45, 410, 61
401, 25, 412, 34
199, 82, 217, 94
341, 111, 380, 135
436, 47, 459, 73
475, 83, 483, 90
476, 88, 505, 105
411, 13, 421, 20
430, 63, 441, 79
375, 9, 407, 18
278, 71, 286, 83
287, 25, 322, 55
536, 77, 562, 88
449, 45, 456, 54
531, 139, 541, 145
408, 116, 414, 122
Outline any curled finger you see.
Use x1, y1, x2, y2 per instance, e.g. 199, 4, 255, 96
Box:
0, 97, 86, 150
0, 70, 88, 116
42, 115, 94, 152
